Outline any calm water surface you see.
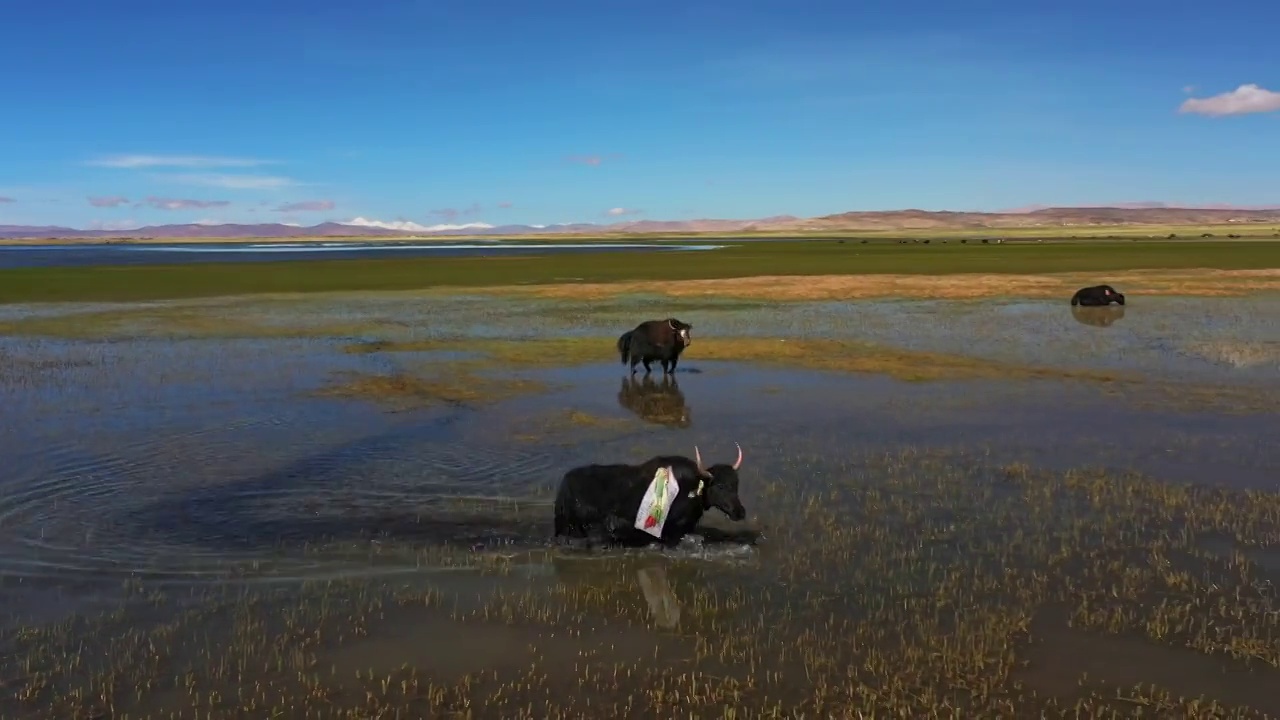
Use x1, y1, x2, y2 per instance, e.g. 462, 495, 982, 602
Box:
0, 239, 727, 269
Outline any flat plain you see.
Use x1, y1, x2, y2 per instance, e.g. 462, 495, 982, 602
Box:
1, 239, 1278, 718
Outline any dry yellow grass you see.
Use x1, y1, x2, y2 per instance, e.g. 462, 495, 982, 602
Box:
344, 336, 1280, 414
468, 268, 1280, 302
348, 336, 1128, 384
509, 408, 636, 443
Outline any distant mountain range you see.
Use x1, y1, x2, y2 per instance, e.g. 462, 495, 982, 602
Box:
2, 206, 1280, 240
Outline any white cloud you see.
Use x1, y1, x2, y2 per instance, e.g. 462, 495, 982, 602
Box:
1179, 84, 1280, 117
606, 207, 642, 216
342, 216, 496, 232
86, 154, 276, 169
162, 173, 297, 190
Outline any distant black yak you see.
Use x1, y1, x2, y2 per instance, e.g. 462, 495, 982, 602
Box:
617, 374, 691, 428
1070, 284, 1126, 307
553, 444, 746, 548
617, 318, 693, 375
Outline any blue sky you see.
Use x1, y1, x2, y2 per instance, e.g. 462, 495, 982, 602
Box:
1, 0, 1277, 231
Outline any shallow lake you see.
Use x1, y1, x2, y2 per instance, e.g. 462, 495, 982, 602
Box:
1, 293, 1278, 717
0, 239, 727, 269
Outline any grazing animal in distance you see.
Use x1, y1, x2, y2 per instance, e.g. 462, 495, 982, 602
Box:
617, 318, 693, 375
553, 444, 746, 548
617, 374, 691, 428
1070, 284, 1126, 307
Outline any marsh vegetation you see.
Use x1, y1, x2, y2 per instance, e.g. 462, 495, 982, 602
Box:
1, 284, 1278, 717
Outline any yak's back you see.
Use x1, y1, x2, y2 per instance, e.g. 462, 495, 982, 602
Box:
558, 456, 701, 508
633, 320, 677, 345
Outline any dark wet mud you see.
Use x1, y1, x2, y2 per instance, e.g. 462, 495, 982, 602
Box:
0, 293, 1278, 718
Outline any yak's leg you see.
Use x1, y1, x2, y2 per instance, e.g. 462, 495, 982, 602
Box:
642, 359, 653, 374
660, 359, 671, 374
585, 527, 614, 549
668, 355, 679, 373
603, 515, 639, 546
556, 519, 590, 540
629, 357, 640, 375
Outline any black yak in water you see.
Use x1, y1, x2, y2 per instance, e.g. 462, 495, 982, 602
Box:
617, 318, 692, 375
553, 444, 746, 548
1070, 284, 1126, 307
617, 374, 691, 428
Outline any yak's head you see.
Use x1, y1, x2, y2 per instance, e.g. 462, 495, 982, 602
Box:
667, 318, 693, 346
693, 443, 746, 521
1100, 285, 1126, 304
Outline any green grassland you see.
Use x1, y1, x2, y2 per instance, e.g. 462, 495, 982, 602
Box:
1, 239, 1278, 304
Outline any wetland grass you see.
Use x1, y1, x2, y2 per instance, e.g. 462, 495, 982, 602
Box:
508, 408, 637, 444
5, 451, 1280, 718
317, 369, 550, 411
3, 284, 1279, 717
2, 240, 1279, 304
341, 334, 1280, 414
345, 334, 1135, 383
496, 266, 1280, 302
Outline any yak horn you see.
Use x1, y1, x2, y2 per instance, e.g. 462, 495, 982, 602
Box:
732, 442, 743, 470
693, 445, 711, 476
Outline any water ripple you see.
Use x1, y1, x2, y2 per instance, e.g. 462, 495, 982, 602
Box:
0, 421, 562, 588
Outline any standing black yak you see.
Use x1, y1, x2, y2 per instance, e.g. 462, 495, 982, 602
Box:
553, 444, 746, 548
1070, 284, 1126, 307
617, 318, 692, 375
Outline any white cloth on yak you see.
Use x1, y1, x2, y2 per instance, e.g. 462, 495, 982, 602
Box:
634, 465, 680, 538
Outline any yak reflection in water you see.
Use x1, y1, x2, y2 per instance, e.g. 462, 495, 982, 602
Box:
550, 557, 686, 631
617, 375, 691, 428
1071, 305, 1126, 328
636, 566, 682, 629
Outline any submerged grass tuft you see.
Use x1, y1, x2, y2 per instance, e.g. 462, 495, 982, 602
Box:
316, 369, 549, 410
